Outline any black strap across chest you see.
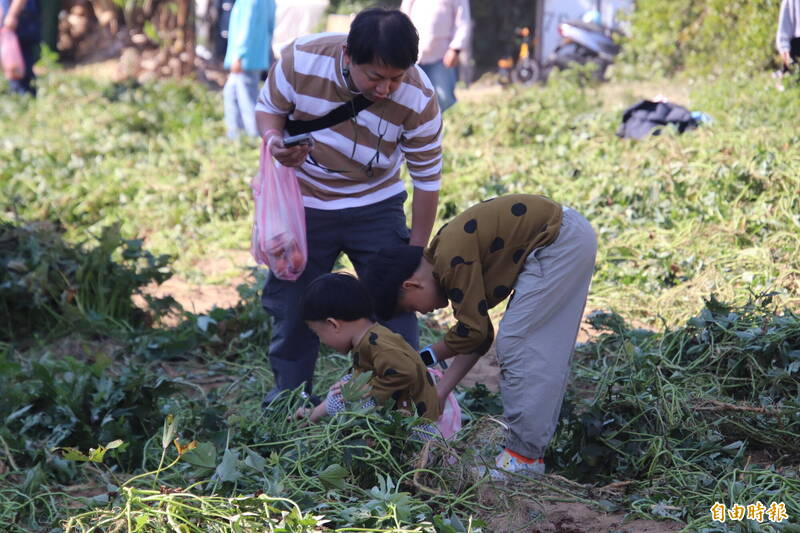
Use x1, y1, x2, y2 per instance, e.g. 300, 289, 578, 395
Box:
285, 94, 374, 136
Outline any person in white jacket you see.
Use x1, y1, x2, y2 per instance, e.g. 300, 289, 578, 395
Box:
776, 0, 800, 70
401, 0, 471, 112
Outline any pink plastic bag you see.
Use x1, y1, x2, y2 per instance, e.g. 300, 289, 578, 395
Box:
0, 28, 25, 81
250, 139, 308, 281
428, 368, 462, 439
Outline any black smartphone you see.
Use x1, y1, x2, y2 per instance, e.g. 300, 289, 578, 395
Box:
283, 133, 313, 147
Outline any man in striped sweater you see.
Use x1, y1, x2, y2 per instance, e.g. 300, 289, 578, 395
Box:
255, 8, 443, 404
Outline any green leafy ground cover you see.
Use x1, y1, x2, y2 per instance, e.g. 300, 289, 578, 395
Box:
1, 68, 799, 531
3, 70, 799, 324
617, 0, 781, 78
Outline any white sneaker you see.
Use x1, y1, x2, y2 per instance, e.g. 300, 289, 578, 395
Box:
495, 448, 545, 474
475, 449, 545, 481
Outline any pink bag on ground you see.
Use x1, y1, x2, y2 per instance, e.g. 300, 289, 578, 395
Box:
0, 28, 25, 80
250, 139, 308, 281
428, 368, 462, 439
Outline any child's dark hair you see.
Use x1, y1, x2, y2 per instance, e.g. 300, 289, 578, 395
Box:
302, 273, 374, 322
347, 8, 419, 70
361, 246, 424, 321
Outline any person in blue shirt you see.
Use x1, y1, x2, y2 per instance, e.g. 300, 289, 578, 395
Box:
0, 0, 41, 95
223, 0, 276, 138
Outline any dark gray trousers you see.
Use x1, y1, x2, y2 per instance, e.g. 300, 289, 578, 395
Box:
261, 192, 419, 395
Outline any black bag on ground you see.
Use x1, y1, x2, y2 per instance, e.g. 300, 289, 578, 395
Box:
617, 100, 699, 140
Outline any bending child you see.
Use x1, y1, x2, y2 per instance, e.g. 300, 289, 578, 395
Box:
295, 273, 441, 440
363, 194, 597, 476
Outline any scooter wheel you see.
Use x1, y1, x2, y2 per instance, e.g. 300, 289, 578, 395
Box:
511, 59, 541, 86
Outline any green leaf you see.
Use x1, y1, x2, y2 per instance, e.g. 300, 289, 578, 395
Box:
214, 449, 241, 483
22, 465, 45, 495
597, 499, 619, 512
6, 404, 33, 424
243, 447, 266, 473
161, 414, 177, 449
56, 440, 125, 463
6, 258, 27, 272
318, 463, 348, 490
181, 442, 217, 470
432, 513, 467, 533
342, 371, 373, 403
105, 439, 124, 450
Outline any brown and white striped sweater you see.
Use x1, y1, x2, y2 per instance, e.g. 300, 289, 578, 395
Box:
256, 33, 443, 210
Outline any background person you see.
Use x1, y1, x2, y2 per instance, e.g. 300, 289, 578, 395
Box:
1, 0, 41, 96
777, 0, 800, 70
223, 0, 275, 138
401, 0, 471, 112
362, 194, 597, 477
254, 8, 443, 404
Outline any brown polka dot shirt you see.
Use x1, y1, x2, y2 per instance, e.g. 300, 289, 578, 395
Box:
353, 324, 442, 422
423, 194, 563, 355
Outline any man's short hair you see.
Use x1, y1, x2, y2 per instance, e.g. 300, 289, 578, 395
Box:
347, 8, 419, 70
361, 246, 424, 321
302, 273, 374, 322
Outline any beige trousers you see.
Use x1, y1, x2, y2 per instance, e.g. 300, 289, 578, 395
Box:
495, 207, 597, 459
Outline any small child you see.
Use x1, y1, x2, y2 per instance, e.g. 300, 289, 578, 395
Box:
295, 273, 441, 439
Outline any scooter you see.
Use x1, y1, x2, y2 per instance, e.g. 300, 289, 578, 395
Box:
542, 12, 622, 82
497, 27, 541, 87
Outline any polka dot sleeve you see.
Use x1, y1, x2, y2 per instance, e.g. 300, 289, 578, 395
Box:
370, 350, 417, 406
431, 226, 495, 355
438, 260, 495, 355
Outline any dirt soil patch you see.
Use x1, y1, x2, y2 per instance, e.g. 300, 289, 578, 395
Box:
477, 492, 684, 533
137, 250, 253, 320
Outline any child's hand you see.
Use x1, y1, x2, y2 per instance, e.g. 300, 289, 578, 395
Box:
293, 407, 312, 426
294, 404, 329, 426
329, 379, 346, 397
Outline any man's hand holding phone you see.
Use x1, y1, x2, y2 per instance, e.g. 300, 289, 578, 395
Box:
263, 130, 313, 168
